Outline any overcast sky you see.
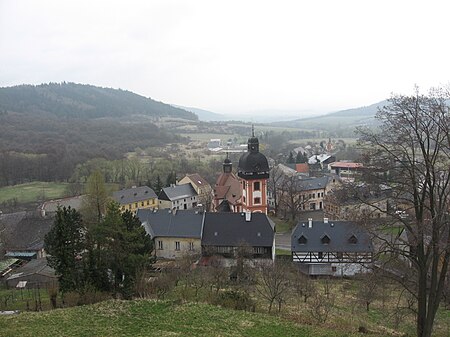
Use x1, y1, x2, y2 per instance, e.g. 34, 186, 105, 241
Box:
1, 0, 449, 115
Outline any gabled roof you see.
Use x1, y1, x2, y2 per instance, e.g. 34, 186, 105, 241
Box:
297, 176, 330, 191
308, 154, 332, 165
159, 184, 198, 201
291, 220, 373, 253
113, 186, 157, 204
136, 209, 204, 239
181, 174, 210, 189
41, 195, 84, 213
6, 258, 56, 281
202, 213, 274, 247
1, 211, 53, 251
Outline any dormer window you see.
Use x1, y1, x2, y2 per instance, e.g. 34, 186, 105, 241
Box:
298, 235, 307, 244
348, 235, 358, 244
321, 235, 330, 245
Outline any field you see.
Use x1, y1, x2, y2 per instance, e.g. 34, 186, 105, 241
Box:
0, 182, 69, 204
0, 299, 355, 337
0, 277, 448, 336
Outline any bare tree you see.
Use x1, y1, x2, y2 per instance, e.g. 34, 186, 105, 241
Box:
255, 260, 291, 313
268, 164, 284, 216
357, 86, 450, 337
278, 174, 309, 221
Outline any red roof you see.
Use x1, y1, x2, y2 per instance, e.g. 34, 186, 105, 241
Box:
295, 163, 309, 173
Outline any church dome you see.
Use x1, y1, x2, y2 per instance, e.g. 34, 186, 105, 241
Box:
238, 134, 269, 179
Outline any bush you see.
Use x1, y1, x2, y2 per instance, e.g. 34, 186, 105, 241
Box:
213, 290, 255, 312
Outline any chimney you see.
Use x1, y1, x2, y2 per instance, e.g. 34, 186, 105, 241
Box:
245, 211, 252, 222
324, 217, 329, 224
308, 218, 313, 228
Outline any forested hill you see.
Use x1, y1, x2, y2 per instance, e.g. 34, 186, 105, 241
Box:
0, 83, 198, 120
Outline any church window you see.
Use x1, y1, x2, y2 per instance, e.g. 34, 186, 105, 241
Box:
254, 197, 261, 204
254, 182, 260, 191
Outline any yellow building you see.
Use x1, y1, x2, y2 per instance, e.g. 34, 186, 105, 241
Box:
137, 209, 203, 259
113, 186, 158, 214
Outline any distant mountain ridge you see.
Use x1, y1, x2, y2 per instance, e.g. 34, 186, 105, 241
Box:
272, 100, 388, 129
0, 83, 198, 120
172, 104, 227, 121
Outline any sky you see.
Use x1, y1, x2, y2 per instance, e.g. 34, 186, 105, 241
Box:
1, 0, 449, 116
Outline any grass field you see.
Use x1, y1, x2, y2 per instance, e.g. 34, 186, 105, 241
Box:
0, 182, 69, 204
0, 299, 357, 337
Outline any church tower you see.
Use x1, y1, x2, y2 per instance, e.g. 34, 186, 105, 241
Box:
237, 127, 269, 214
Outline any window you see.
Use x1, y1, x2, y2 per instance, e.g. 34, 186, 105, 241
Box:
254, 247, 264, 254
312, 193, 315, 198
348, 235, 358, 244
141, 202, 144, 207
254, 197, 261, 204
337, 252, 343, 259
189, 242, 194, 251
157, 241, 163, 250
175, 241, 180, 251
135, 203, 138, 208
321, 235, 330, 244
254, 181, 260, 191
298, 235, 307, 244
243, 196, 246, 203
147, 200, 150, 205
332, 266, 337, 272
318, 252, 323, 259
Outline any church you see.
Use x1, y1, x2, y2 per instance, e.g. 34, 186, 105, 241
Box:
213, 129, 270, 214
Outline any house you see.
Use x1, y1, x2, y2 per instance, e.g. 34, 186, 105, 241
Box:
269, 173, 340, 215
202, 212, 275, 261
137, 209, 203, 259
5, 258, 57, 288
324, 184, 389, 220
291, 218, 373, 276
296, 175, 340, 211
158, 184, 198, 210
178, 174, 213, 210
308, 154, 336, 167
213, 157, 242, 212
329, 161, 364, 182
113, 186, 158, 214
0, 211, 53, 260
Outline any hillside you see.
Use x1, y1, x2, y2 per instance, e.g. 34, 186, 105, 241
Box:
272, 101, 388, 131
0, 299, 366, 337
173, 104, 227, 121
0, 83, 197, 120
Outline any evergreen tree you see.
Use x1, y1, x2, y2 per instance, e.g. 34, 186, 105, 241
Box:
93, 202, 153, 298
287, 151, 295, 164
44, 207, 86, 294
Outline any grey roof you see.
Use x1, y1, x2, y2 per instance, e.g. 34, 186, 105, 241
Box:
291, 220, 373, 253
41, 195, 84, 213
297, 176, 330, 191
136, 209, 204, 239
1, 211, 53, 251
277, 175, 331, 192
202, 213, 275, 247
159, 184, 197, 201
6, 258, 56, 281
113, 186, 158, 204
